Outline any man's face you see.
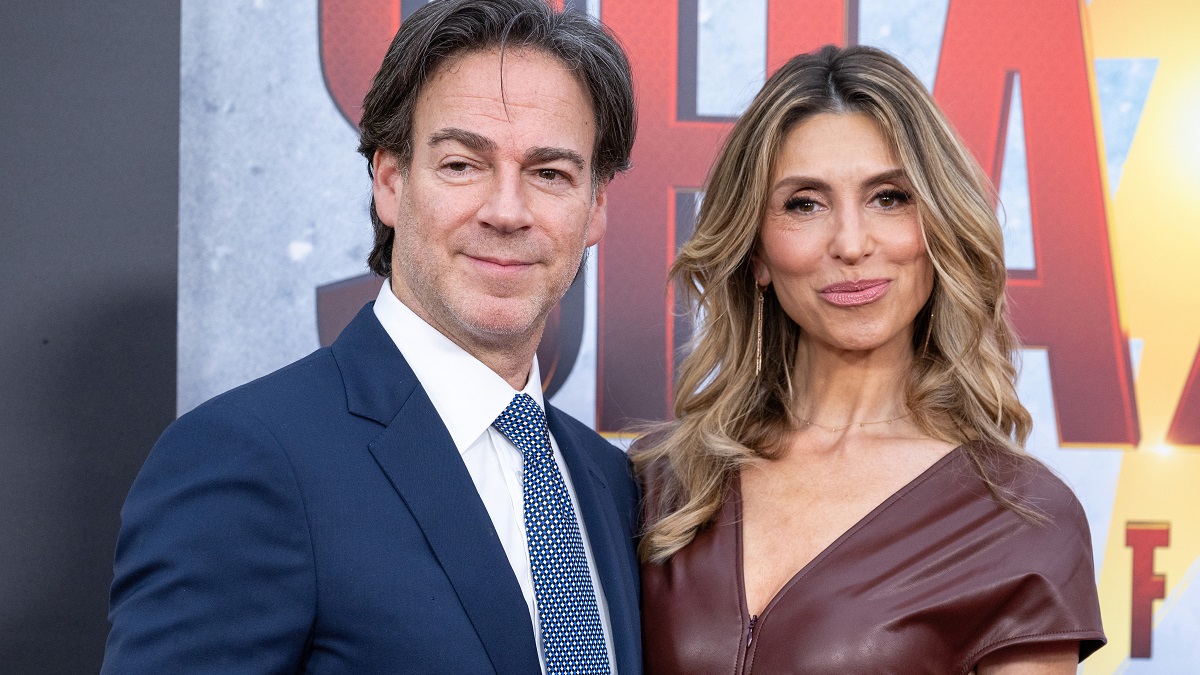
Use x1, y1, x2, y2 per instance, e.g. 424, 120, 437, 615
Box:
372, 47, 606, 362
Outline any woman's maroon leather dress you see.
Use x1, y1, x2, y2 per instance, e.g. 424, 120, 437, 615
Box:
640, 446, 1105, 674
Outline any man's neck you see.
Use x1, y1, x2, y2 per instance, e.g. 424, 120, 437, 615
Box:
391, 288, 539, 391
474, 347, 537, 391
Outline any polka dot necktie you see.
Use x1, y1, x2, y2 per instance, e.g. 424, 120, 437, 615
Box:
493, 393, 611, 675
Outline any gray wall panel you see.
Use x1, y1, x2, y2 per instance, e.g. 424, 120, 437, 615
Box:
0, 2, 179, 671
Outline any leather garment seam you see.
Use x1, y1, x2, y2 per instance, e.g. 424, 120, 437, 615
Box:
961, 628, 1106, 675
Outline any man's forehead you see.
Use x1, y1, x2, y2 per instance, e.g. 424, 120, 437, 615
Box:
420, 47, 592, 116
410, 47, 596, 155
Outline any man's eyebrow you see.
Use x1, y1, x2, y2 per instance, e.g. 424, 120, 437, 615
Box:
428, 128, 495, 154
525, 146, 586, 171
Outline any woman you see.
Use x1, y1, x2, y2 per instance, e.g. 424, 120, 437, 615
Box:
633, 45, 1105, 674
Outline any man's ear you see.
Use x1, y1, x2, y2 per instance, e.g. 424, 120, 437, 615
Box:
585, 181, 608, 247
371, 149, 404, 227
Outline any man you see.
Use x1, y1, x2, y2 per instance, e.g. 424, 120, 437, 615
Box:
102, 1, 640, 672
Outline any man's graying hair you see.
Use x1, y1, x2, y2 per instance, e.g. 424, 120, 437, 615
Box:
357, 0, 637, 277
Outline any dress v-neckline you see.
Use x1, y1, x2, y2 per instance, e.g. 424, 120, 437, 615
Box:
735, 444, 966, 623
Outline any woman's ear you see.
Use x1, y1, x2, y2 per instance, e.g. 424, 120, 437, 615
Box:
750, 254, 772, 288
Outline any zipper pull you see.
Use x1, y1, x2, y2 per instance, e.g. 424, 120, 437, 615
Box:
747, 614, 758, 648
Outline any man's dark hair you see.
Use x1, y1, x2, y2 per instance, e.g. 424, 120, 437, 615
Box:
357, 0, 637, 277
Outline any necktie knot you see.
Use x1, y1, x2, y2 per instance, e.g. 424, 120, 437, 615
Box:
493, 393, 550, 459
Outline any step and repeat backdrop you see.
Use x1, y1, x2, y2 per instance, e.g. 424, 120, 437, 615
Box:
179, 0, 1198, 669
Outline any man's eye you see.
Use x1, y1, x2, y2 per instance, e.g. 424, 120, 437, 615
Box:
444, 162, 470, 173
538, 169, 564, 181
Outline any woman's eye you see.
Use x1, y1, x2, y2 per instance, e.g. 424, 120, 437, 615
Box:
784, 197, 818, 213
875, 189, 911, 208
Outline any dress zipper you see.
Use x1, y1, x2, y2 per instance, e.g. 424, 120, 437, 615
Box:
739, 614, 759, 675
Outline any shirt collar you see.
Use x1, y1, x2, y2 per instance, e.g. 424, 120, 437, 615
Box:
372, 281, 544, 453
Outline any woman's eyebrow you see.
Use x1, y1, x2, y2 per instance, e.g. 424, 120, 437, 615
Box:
865, 168, 908, 186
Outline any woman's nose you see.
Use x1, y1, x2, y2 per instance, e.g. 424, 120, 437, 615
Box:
829, 206, 872, 264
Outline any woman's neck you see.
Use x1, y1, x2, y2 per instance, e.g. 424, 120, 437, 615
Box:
790, 337, 914, 428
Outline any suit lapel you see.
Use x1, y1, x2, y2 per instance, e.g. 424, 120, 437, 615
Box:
332, 306, 539, 674
548, 408, 641, 675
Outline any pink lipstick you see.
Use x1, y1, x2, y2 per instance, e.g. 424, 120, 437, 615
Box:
819, 279, 890, 307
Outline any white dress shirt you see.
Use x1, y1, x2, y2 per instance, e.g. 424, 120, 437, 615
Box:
372, 282, 617, 674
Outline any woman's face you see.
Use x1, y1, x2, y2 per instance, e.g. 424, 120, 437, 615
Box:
753, 112, 934, 357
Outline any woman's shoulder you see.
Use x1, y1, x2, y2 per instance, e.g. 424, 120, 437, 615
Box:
942, 446, 1107, 664
955, 445, 1088, 525
628, 426, 682, 483
628, 427, 681, 525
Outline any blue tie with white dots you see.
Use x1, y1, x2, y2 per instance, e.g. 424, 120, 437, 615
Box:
493, 393, 611, 675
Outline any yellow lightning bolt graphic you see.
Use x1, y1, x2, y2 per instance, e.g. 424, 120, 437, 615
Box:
1084, 1, 1200, 672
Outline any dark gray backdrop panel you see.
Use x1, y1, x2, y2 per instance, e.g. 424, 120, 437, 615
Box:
0, 1, 179, 672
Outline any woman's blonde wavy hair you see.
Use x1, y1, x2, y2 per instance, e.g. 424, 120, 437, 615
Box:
633, 45, 1035, 564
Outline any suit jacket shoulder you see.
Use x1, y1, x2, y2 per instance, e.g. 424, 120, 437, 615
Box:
105, 305, 643, 674
549, 405, 637, 498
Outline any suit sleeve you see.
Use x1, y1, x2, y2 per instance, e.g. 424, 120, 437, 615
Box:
102, 401, 316, 674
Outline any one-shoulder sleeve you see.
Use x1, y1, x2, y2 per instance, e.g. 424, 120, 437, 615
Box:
962, 458, 1107, 669
642, 445, 1107, 675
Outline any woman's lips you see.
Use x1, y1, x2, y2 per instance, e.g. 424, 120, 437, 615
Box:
819, 279, 891, 307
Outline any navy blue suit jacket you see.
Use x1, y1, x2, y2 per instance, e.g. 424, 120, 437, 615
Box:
102, 305, 642, 673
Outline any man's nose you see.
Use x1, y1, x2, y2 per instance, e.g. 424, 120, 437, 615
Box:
477, 166, 535, 232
